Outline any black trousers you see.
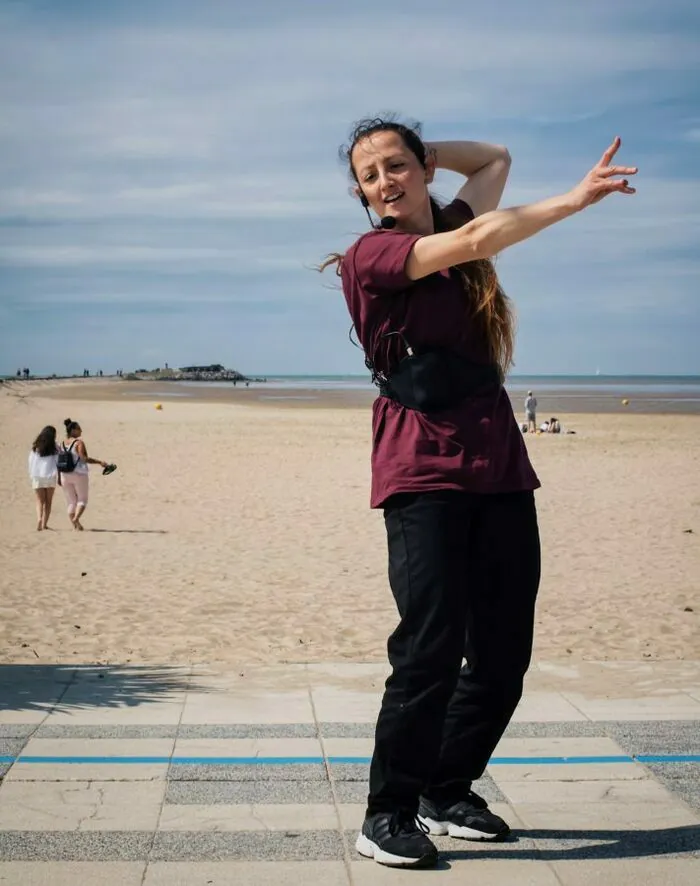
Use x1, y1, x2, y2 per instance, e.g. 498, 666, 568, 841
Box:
367, 489, 541, 816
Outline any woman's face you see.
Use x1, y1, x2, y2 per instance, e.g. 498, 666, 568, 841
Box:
73, 425, 82, 437
351, 130, 432, 226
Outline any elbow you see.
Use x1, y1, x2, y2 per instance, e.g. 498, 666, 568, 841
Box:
497, 145, 512, 166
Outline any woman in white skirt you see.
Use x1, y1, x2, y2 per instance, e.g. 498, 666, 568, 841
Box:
28, 425, 59, 530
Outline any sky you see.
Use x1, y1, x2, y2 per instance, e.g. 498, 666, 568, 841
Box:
1, 0, 699, 377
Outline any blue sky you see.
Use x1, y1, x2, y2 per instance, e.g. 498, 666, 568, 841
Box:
1, 0, 698, 377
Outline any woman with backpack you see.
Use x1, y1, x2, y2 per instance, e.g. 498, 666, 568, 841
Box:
29, 425, 59, 530
59, 418, 111, 530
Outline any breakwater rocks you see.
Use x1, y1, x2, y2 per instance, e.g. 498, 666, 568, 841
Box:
127, 365, 266, 384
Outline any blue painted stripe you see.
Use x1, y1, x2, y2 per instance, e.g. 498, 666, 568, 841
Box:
3, 753, 699, 765
637, 754, 700, 763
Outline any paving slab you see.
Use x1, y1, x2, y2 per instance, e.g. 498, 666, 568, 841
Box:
549, 858, 700, 885
322, 737, 374, 757
492, 736, 627, 757
0, 862, 146, 885
35, 725, 179, 739
0, 724, 37, 740
498, 776, 692, 806
165, 780, 334, 805
607, 720, 700, 755
171, 737, 322, 758
143, 861, 349, 885
512, 798, 699, 833
349, 858, 560, 884
17, 737, 175, 758
167, 762, 327, 782
0, 741, 24, 759
0, 780, 165, 831
645, 761, 700, 814
318, 722, 375, 738
189, 665, 310, 692
560, 692, 700, 721
526, 822, 700, 861
0, 831, 152, 861
41, 700, 185, 727
181, 692, 314, 725
6, 763, 169, 782
148, 830, 345, 861
309, 688, 382, 723
159, 802, 340, 832
178, 724, 319, 739
511, 692, 589, 722
0, 710, 48, 726
490, 761, 648, 783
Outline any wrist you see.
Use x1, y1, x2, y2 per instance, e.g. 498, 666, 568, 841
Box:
562, 188, 585, 214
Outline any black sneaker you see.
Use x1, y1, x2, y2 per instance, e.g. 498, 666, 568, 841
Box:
355, 811, 438, 867
418, 791, 510, 841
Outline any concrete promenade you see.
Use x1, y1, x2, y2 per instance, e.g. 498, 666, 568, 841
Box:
1, 661, 699, 884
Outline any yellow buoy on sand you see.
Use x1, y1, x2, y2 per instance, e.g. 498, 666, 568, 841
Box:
155, 403, 163, 410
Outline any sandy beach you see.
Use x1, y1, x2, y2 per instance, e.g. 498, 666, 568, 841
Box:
1, 378, 698, 665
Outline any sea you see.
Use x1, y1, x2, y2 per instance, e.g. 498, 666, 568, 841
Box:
127, 374, 700, 414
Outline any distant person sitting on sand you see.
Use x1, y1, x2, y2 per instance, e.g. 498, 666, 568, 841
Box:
525, 391, 537, 433
29, 425, 59, 530
59, 418, 111, 531
547, 417, 561, 434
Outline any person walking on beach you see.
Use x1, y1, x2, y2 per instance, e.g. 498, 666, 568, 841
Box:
525, 390, 537, 433
59, 418, 111, 530
28, 425, 59, 530
323, 116, 636, 868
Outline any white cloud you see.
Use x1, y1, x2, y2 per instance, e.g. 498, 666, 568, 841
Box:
0, 0, 698, 375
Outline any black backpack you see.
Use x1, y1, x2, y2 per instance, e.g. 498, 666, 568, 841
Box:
57, 441, 78, 473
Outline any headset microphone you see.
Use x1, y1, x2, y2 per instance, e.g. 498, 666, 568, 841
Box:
358, 192, 397, 230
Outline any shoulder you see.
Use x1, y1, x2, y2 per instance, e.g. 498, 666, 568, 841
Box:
342, 229, 423, 297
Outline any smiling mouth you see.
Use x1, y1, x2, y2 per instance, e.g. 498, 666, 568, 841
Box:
384, 192, 404, 204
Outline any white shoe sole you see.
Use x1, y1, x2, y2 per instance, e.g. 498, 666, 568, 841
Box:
417, 814, 507, 841
355, 832, 436, 867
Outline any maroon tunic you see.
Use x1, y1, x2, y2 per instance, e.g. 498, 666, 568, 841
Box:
341, 199, 540, 509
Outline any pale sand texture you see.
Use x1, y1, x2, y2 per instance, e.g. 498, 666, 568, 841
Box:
1, 381, 698, 665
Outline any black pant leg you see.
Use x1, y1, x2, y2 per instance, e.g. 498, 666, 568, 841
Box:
425, 491, 541, 803
366, 491, 474, 816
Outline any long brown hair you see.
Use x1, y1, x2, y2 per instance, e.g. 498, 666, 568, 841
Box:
32, 426, 57, 458
321, 115, 514, 378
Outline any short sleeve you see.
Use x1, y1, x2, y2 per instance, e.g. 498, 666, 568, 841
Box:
344, 230, 422, 298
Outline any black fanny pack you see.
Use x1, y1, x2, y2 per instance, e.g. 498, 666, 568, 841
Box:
378, 349, 500, 413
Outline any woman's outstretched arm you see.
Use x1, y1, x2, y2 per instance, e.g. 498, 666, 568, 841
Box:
407, 137, 636, 280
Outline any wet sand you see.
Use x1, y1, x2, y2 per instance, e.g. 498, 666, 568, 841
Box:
11, 376, 700, 415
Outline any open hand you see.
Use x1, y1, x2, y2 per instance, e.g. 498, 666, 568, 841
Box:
570, 137, 637, 210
